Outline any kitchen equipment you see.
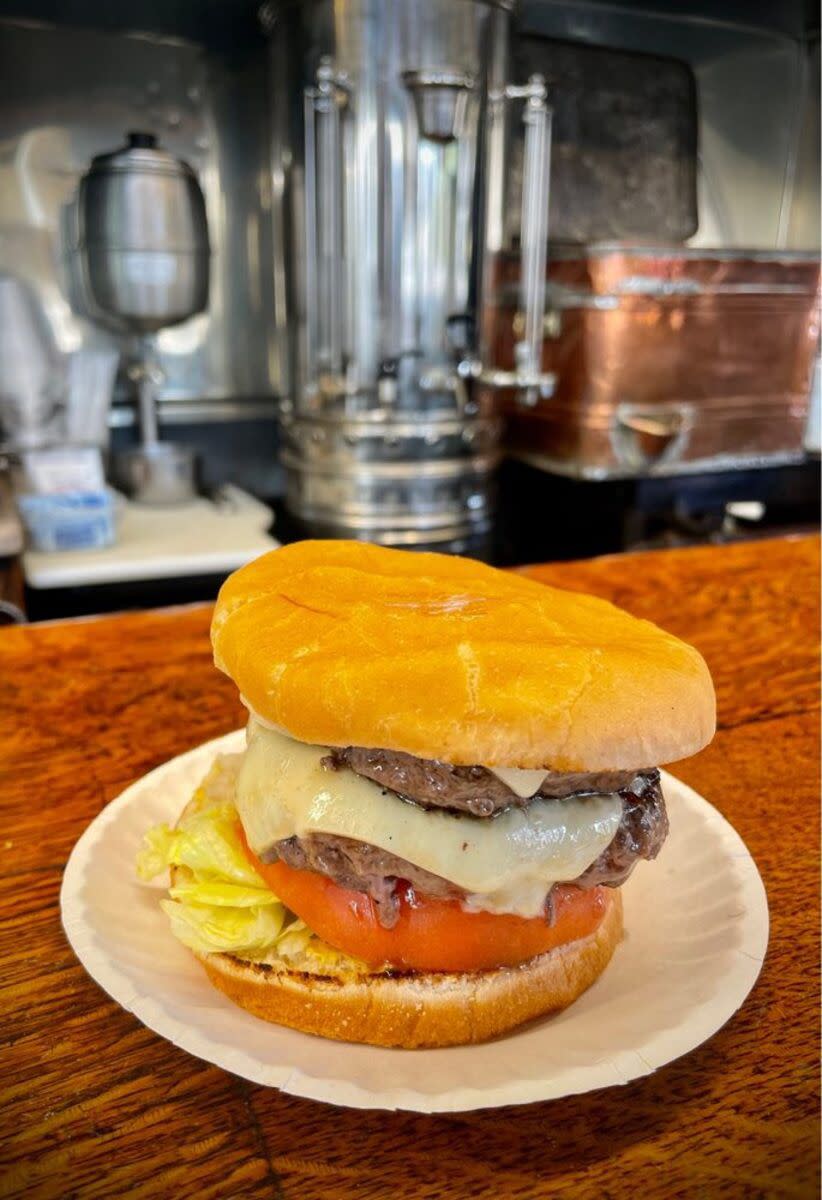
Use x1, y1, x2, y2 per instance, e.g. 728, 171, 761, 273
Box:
69, 132, 209, 334
68, 132, 210, 503
65, 346, 119, 446
16, 491, 117, 553
109, 339, 199, 506
489, 246, 821, 478
279, 407, 504, 545
0, 467, 24, 557
265, 0, 555, 545
508, 38, 698, 245
11, 444, 115, 553
4, 18, 280, 418
113, 442, 198, 507
0, 275, 65, 449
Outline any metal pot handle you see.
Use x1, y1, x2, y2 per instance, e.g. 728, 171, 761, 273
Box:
611, 402, 694, 472
470, 76, 556, 406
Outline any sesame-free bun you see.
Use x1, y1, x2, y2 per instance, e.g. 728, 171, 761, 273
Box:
194, 890, 623, 1049
212, 540, 715, 770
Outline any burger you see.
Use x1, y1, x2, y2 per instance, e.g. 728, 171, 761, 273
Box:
138, 540, 715, 1048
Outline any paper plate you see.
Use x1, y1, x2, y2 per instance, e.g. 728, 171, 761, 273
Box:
61, 731, 768, 1112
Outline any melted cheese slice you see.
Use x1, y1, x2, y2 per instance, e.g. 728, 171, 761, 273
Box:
487, 765, 550, 798
236, 722, 622, 919
241, 697, 555, 800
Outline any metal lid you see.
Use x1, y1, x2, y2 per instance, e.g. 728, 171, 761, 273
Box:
89, 132, 197, 178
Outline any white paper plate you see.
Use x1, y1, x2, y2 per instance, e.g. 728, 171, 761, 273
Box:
61, 731, 768, 1113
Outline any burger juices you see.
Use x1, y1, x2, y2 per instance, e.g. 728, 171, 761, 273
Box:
138, 541, 715, 1047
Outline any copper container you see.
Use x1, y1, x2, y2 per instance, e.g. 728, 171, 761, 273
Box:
485, 246, 820, 478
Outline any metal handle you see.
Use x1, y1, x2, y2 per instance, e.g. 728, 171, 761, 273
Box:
473, 76, 555, 405
611, 402, 694, 472
304, 57, 348, 393
514, 76, 552, 405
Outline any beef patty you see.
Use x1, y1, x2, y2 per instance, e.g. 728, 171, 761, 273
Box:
264, 770, 667, 929
323, 746, 643, 817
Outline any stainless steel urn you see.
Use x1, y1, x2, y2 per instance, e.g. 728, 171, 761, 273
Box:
67, 133, 210, 504
70, 132, 210, 334
264, 0, 554, 547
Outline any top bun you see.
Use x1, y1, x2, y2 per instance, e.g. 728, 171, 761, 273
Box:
212, 540, 715, 770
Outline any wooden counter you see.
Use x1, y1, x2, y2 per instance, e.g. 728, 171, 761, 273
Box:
0, 535, 818, 1199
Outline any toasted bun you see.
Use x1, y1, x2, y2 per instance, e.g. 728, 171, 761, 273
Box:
212, 540, 714, 769
194, 890, 623, 1049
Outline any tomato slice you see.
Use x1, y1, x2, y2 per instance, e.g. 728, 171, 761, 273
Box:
239, 825, 609, 972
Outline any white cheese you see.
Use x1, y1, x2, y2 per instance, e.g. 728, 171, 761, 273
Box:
487, 765, 550, 798
239, 696, 284, 733
241, 700, 552, 800
236, 722, 622, 919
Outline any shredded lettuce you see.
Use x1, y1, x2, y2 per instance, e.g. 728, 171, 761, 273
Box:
136, 806, 265, 890
136, 754, 380, 974
159, 897, 286, 957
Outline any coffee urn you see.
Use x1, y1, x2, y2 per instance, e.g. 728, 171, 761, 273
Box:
264, 0, 554, 547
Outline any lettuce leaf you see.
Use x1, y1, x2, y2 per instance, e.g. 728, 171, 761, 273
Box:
136, 803, 265, 890
136, 755, 284, 959
159, 897, 285, 956
136, 754, 382, 973
168, 876, 275, 907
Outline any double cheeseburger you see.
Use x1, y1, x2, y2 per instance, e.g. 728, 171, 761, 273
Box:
139, 540, 715, 1048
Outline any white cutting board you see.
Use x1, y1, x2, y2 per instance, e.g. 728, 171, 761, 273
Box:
23, 485, 278, 589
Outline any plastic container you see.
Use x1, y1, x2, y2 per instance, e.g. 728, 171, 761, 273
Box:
16, 491, 116, 552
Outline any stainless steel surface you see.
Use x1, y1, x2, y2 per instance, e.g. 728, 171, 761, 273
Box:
0, 17, 281, 415
506, 35, 698, 245
106, 397, 281, 428
267, 0, 551, 544
0, 275, 65, 448
0, 469, 24, 557
67, 132, 210, 335
475, 74, 556, 403
272, 0, 508, 414
515, 76, 552, 404
127, 346, 166, 449
786, 38, 820, 251
517, 1, 819, 252
281, 410, 502, 464
282, 452, 497, 542
281, 404, 502, 542
112, 442, 198, 506
68, 131, 207, 501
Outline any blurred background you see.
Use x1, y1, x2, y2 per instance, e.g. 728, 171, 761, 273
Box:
0, 0, 818, 622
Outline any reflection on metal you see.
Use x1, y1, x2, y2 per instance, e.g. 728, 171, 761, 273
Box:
516, 0, 819, 253
611, 403, 694, 472
495, 245, 820, 479
107, 398, 280, 427
403, 70, 476, 143
65, 130, 211, 503
0, 18, 281, 415
267, 0, 553, 545
66, 132, 210, 335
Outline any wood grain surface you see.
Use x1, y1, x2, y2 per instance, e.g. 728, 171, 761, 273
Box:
0, 535, 818, 1200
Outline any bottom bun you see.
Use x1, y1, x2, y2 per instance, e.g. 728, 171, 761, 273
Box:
195, 890, 623, 1049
